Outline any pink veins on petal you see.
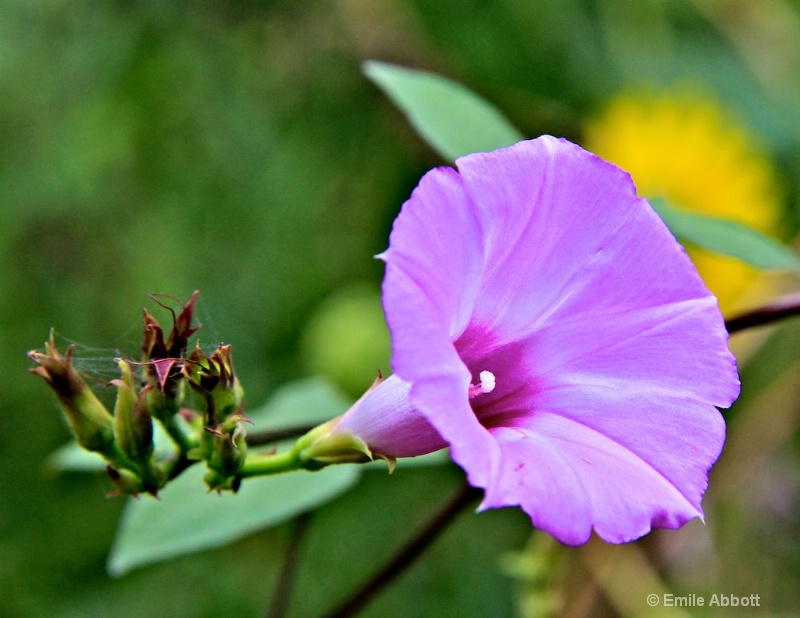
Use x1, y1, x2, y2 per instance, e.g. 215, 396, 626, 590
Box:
379, 136, 740, 544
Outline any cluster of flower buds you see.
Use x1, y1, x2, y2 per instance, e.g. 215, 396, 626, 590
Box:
29, 292, 249, 496
184, 344, 248, 491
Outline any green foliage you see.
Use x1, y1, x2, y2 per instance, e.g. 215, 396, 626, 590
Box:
364, 60, 524, 161
107, 377, 358, 575
108, 464, 360, 577
47, 373, 451, 578
245, 376, 354, 429
651, 198, 800, 274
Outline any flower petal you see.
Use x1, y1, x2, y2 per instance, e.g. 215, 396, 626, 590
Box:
381, 136, 739, 543
486, 413, 706, 544
381, 163, 505, 485
336, 374, 447, 458
455, 138, 721, 345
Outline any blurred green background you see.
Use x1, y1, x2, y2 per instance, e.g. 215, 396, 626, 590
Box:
3, 1, 799, 616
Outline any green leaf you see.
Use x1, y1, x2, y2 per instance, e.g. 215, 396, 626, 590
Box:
246, 375, 352, 429
45, 421, 180, 474
363, 60, 524, 161
651, 198, 800, 274
107, 463, 360, 576
45, 441, 107, 473
107, 377, 358, 575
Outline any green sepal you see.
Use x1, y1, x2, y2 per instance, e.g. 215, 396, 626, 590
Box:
28, 333, 116, 454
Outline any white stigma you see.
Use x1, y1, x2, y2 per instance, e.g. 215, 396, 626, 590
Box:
469, 370, 496, 399
479, 370, 496, 393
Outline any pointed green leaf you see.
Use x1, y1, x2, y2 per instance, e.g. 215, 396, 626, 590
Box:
364, 60, 524, 161
107, 377, 358, 575
651, 198, 800, 274
45, 420, 181, 474
107, 463, 360, 576
45, 440, 107, 472
246, 375, 352, 428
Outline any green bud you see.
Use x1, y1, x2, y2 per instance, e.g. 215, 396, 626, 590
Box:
28, 333, 115, 453
184, 344, 244, 425
106, 465, 144, 497
203, 418, 248, 491
111, 360, 154, 464
203, 469, 241, 493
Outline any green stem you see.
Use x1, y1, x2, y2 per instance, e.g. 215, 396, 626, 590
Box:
157, 412, 197, 454
102, 442, 143, 477
239, 446, 310, 478
101, 442, 164, 494
139, 459, 163, 491
240, 420, 373, 478
149, 406, 200, 487
164, 452, 194, 481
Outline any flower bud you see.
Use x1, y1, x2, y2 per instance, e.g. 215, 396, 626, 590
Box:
106, 465, 144, 497
28, 334, 115, 453
142, 291, 201, 361
184, 344, 244, 425
111, 360, 154, 464
141, 291, 201, 398
203, 417, 248, 491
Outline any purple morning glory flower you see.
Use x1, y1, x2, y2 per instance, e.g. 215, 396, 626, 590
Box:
333, 136, 739, 544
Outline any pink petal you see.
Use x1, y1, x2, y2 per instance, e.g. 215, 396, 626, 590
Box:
486, 414, 705, 544
380, 136, 739, 543
336, 375, 447, 458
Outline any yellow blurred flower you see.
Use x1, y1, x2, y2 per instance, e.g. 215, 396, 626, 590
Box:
584, 91, 781, 314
